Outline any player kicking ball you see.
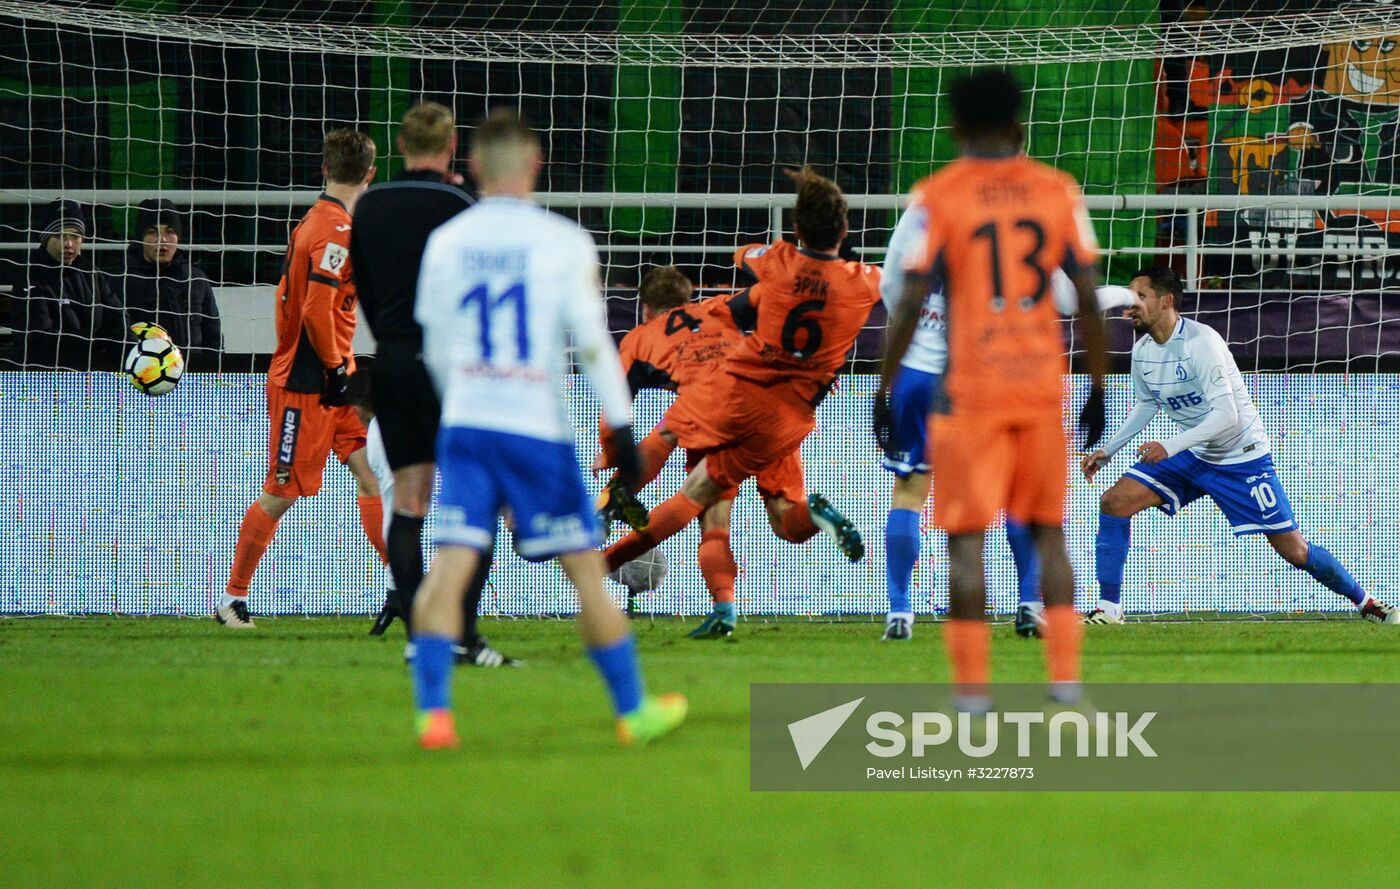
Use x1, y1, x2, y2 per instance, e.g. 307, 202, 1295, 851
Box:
602, 168, 880, 611
1081, 267, 1397, 625
408, 111, 685, 750
595, 265, 865, 639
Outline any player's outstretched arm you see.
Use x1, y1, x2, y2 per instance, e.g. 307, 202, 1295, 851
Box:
1050, 269, 1134, 315
1157, 392, 1238, 459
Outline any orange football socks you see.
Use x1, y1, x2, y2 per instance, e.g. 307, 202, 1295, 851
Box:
604, 492, 704, 572
1043, 604, 1082, 684
778, 501, 819, 543
698, 529, 737, 604
943, 618, 991, 692
226, 502, 280, 596
635, 429, 677, 491
357, 495, 387, 563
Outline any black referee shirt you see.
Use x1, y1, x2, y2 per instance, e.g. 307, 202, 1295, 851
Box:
349, 169, 474, 347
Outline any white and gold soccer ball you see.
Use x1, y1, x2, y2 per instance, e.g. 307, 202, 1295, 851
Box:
124, 323, 185, 397
616, 548, 668, 594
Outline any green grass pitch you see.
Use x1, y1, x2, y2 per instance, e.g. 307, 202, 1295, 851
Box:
2, 616, 1398, 888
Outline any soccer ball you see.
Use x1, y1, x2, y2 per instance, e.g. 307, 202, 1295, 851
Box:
123, 335, 184, 396
616, 548, 668, 594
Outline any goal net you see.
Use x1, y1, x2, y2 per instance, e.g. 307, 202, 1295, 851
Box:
1, 0, 1397, 618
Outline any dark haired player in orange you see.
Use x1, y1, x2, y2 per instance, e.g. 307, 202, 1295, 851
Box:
593, 266, 751, 636
602, 168, 879, 596
881, 70, 1108, 711
216, 129, 386, 629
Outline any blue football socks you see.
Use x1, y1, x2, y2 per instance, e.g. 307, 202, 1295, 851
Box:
1301, 543, 1365, 605
588, 635, 644, 717
1005, 519, 1041, 605
1095, 514, 1131, 605
411, 634, 455, 712
885, 508, 920, 614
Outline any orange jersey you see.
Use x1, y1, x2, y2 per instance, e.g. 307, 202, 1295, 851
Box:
267, 194, 359, 393
905, 155, 1098, 418
617, 295, 743, 394
724, 240, 881, 404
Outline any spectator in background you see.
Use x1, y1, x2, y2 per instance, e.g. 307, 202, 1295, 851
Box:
109, 199, 223, 369
1, 199, 124, 371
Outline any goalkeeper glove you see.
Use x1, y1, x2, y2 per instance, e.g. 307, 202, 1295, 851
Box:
1077, 380, 1106, 451
609, 423, 642, 492
320, 359, 350, 407
872, 386, 897, 456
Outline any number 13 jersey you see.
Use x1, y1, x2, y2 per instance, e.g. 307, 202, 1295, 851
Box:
904, 155, 1099, 419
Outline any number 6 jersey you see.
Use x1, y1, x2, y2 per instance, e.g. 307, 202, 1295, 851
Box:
723, 239, 881, 407
415, 195, 632, 443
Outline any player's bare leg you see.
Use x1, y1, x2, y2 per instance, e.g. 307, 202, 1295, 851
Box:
885, 470, 930, 640
1265, 530, 1397, 624
1030, 523, 1083, 705
945, 531, 991, 713
561, 549, 688, 744
689, 500, 738, 638
1087, 476, 1162, 624
218, 491, 297, 629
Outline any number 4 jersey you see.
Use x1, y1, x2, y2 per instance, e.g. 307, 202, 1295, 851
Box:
617, 295, 744, 395
904, 155, 1099, 419
415, 195, 632, 443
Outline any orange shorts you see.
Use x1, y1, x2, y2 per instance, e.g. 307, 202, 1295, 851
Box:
931, 412, 1067, 535
686, 446, 806, 505
665, 373, 814, 499
264, 383, 367, 498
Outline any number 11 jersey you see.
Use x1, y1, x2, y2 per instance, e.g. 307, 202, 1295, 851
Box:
415, 195, 632, 443
904, 155, 1099, 420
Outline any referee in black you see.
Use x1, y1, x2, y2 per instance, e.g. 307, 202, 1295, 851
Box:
349, 102, 517, 667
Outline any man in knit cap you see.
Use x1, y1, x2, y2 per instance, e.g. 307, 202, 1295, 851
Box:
106, 199, 223, 369
3, 199, 124, 370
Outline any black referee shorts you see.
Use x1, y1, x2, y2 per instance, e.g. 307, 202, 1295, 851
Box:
371, 342, 441, 471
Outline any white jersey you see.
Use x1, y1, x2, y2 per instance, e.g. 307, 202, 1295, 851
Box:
365, 418, 395, 590
882, 205, 1137, 376
416, 196, 631, 442
881, 204, 947, 375
1124, 316, 1270, 464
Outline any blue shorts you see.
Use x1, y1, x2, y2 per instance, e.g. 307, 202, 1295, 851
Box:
881, 366, 942, 477
1124, 450, 1299, 536
435, 426, 602, 561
